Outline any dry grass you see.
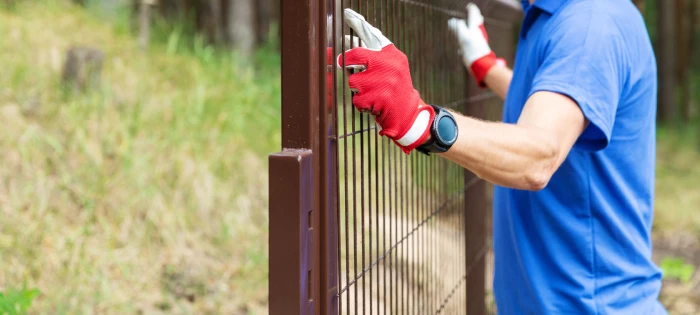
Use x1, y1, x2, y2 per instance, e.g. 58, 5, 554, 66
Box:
0, 1, 278, 313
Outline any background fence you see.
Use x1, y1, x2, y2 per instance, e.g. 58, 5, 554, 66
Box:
270, 1, 521, 314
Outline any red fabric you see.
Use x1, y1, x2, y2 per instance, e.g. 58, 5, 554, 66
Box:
471, 52, 498, 87
338, 44, 435, 153
479, 24, 489, 42
471, 23, 507, 88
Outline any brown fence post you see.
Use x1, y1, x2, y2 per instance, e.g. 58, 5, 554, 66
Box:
464, 93, 488, 315
269, 150, 315, 315
270, 0, 333, 314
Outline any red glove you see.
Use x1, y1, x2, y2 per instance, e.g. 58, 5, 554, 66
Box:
448, 4, 507, 87
339, 9, 434, 154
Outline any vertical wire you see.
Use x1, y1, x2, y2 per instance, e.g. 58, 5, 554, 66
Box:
400, 2, 408, 314
355, 1, 366, 313
357, 0, 366, 311
426, 3, 433, 312
412, 2, 421, 313
341, 0, 351, 310
389, 1, 396, 312
430, 147, 435, 314
372, 1, 379, 313
350, 2, 359, 313
332, 0, 343, 311
380, 3, 387, 313
390, 5, 397, 314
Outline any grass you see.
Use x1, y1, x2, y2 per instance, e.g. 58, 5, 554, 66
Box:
0, 1, 278, 313
0, 287, 40, 315
654, 124, 700, 238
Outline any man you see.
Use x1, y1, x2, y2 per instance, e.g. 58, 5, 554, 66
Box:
339, 0, 663, 313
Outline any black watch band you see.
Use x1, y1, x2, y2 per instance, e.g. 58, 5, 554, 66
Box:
416, 105, 458, 156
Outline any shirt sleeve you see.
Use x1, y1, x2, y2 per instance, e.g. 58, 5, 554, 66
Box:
529, 11, 626, 152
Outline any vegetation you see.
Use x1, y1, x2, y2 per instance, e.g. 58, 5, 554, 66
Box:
0, 287, 40, 315
0, 1, 277, 313
660, 257, 696, 284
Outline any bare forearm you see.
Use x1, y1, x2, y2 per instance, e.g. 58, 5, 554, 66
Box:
438, 92, 587, 191
440, 114, 559, 191
483, 66, 513, 100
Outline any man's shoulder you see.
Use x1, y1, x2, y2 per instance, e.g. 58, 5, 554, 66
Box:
542, 0, 646, 51
555, 0, 645, 30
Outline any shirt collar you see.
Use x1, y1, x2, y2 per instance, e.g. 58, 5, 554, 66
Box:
521, 0, 568, 14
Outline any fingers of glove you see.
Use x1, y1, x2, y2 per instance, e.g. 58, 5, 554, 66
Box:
466, 3, 485, 30
336, 46, 376, 69
351, 89, 377, 113
347, 70, 375, 95
447, 18, 469, 38
344, 9, 393, 50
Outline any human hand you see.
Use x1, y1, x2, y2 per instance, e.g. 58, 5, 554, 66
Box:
338, 8, 434, 154
448, 4, 506, 87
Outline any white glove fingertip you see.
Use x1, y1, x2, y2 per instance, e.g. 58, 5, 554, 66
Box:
447, 18, 460, 32
466, 3, 484, 29
344, 8, 392, 50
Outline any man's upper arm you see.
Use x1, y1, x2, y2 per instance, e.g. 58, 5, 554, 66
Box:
528, 9, 625, 151
517, 91, 588, 165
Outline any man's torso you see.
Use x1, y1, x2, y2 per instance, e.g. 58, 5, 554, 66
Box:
493, 0, 664, 314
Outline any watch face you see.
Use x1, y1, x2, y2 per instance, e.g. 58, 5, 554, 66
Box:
436, 115, 458, 144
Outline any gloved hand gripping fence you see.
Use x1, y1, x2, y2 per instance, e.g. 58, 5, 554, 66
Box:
338, 9, 435, 154
448, 4, 506, 87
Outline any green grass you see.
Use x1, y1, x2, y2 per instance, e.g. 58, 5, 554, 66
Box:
654, 124, 700, 237
0, 287, 39, 315
0, 1, 278, 313
660, 257, 696, 284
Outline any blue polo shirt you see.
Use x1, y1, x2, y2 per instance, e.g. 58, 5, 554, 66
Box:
492, 0, 664, 314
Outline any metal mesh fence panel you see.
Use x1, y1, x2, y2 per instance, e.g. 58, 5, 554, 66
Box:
270, 1, 520, 314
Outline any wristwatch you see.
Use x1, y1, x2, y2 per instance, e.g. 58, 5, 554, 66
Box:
417, 105, 458, 155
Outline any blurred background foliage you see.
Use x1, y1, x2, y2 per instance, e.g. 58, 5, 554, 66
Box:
0, 0, 697, 314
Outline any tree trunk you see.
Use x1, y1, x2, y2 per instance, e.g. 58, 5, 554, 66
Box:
209, 0, 224, 44
658, 0, 677, 122
255, 0, 273, 46
229, 0, 255, 56
687, 0, 698, 122
675, 0, 692, 122
138, 0, 154, 50
62, 46, 104, 91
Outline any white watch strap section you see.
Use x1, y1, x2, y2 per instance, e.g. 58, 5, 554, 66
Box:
396, 109, 431, 147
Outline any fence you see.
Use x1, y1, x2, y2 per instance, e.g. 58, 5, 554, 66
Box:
270, 1, 521, 314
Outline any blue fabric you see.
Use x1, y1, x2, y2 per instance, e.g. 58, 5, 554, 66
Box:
493, 0, 665, 314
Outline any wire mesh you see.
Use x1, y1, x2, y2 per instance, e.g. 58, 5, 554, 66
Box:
323, 0, 515, 314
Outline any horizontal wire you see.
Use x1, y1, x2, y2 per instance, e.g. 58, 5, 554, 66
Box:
334, 125, 378, 140
442, 92, 497, 110
398, 0, 515, 26
339, 175, 481, 295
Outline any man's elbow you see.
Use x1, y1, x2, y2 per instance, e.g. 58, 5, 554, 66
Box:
523, 169, 553, 191
522, 145, 559, 191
